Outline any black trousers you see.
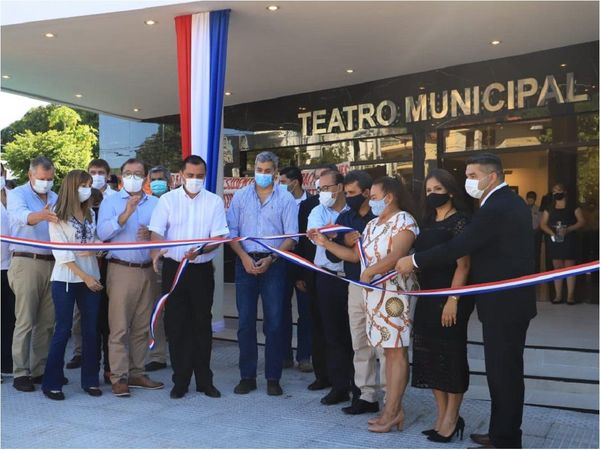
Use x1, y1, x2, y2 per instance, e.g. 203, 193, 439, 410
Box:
307, 272, 328, 383
97, 259, 110, 372
482, 319, 530, 449
163, 258, 214, 389
315, 272, 354, 391
1, 270, 16, 373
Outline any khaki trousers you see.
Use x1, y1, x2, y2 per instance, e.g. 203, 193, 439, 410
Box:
8, 256, 55, 378
348, 283, 386, 402
107, 264, 158, 383
147, 300, 167, 365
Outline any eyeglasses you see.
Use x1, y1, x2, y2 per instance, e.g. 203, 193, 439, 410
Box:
122, 172, 144, 179
317, 184, 339, 193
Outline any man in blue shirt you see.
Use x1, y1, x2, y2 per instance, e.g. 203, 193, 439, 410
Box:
8, 156, 58, 393
227, 151, 298, 396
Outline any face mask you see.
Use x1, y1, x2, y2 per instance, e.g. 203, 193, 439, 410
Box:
369, 198, 386, 216
465, 175, 489, 199
122, 175, 144, 193
255, 173, 273, 188
0, 176, 5, 191
150, 180, 168, 196
185, 178, 204, 194
91, 174, 106, 190
346, 193, 365, 212
426, 192, 451, 208
553, 192, 565, 201
32, 179, 54, 194
278, 183, 290, 195
319, 191, 336, 208
78, 187, 92, 203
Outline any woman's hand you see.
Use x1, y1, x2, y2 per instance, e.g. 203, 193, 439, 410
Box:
82, 274, 103, 292
360, 268, 374, 291
441, 298, 458, 327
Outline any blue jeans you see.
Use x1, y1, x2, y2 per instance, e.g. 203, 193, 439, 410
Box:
42, 282, 100, 391
282, 265, 312, 362
235, 257, 286, 381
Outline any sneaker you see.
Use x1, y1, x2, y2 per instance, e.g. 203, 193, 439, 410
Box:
128, 375, 164, 390
267, 380, 283, 396
297, 360, 313, 373
233, 378, 257, 395
65, 355, 82, 369
13, 376, 35, 392
145, 361, 167, 372
112, 378, 131, 397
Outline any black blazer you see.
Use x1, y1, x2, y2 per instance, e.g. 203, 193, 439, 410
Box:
414, 186, 537, 324
290, 194, 320, 282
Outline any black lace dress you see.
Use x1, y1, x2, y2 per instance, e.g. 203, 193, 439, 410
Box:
411, 212, 475, 393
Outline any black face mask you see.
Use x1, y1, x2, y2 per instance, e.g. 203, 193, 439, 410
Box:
346, 193, 366, 211
426, 192, 451, 209
553, 192, 565, 201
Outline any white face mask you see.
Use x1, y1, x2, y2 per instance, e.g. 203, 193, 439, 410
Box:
122, 175, 144, 193
32, 178, 54, 194
464, 175, 490, 199
78, 187, 92, 203
0, 176, 5, 191
185, 178, 204, 194
319, 191, 336, 208
91, 174, 106, 190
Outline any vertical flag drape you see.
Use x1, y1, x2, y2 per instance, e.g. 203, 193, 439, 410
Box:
175, 9, 231, 193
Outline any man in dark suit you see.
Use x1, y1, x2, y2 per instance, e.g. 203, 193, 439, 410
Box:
396, 153, 536, 449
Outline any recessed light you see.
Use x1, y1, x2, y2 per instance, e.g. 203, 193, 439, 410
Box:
419, 86, 425, 91
490, 40, 501, 45
1, 75, 11, 79
224, 91, 232, 96
144, 20, 157, 25
133, 108, 140, 112
75, 94, 83, 98
266, 5, 279, 11
298, 106, 306, 111
45, 32, 55, 38
346, 69, 354, 73
560, 63, 567, 68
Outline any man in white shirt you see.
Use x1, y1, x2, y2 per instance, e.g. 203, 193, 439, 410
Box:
149, 155, 229, 399
8, 156, 58, 393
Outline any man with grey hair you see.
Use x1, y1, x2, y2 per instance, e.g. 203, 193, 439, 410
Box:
227, 151, 299, 396
148, 165, 171, 198
8, 156, 59, 393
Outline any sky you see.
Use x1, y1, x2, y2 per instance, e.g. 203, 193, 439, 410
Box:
0, 91, 49, 130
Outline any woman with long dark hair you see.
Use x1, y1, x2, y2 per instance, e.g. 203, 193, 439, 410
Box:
42, 170, 103, 400
412, 168, 474, 443
540, 182, 585, 304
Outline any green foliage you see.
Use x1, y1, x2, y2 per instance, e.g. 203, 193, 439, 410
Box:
2, 106, 97, 186
136, 124, 182, 173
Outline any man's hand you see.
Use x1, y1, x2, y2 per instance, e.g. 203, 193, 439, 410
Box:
441, 298, 458, 327
126, 194, 142, 214
30, 204, 58, 225
311, 231, 329, 247
395, 256, 415, 274
295, 280, 307, 292
136, 225, 151, 241
184, 247, 201, 261
152, 249, 167, 274
254, 256, 273, 274
241, 253, 258, 275
343, 231, 360, 247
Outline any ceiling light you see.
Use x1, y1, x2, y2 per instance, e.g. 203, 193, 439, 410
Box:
346, 69, 354, 73
266, 5, 279, 11
45, 32, 55, 38
224, 91, 232, 96
298, 106, 306, 111
144, 20, 157, 25
1, 75, 11, 79
490, 40, 501, 45
75, 94, 83, 98
560, 63, 567, 68
133, 108, 140, 112
418, 86, 425, 91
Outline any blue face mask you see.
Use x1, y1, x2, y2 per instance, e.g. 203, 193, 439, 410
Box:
255, 173, 273, 188
369, 198, 386, 216
150, 180, 168, 196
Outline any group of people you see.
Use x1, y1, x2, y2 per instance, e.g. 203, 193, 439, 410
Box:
0, 150, 541, 448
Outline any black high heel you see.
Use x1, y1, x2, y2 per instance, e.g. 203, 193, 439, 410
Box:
421, 428, 437, 437
427, 417, 465, 443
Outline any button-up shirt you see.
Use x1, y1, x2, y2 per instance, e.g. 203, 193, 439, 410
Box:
149, 186, 229, 263
227, 183, 299, 254
97, 189, 158, 263
101, 185, 117, 198
8, 182, 58, 255
307, 203, 349, 271
1, 190, 12, 270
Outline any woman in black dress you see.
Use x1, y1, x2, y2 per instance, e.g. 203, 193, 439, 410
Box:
540, 183, 586, 304
411, 169, 474, 443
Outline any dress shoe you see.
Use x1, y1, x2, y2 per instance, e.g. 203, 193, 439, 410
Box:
421, 428, 437, 437
112, 379, 131, 397
13, 376, 35, 392
428, 417, 465, 443
43, 390, 65, 401
32, 375, 68, 385
307, 379, 331, 391
197, 385, 221, 398
470, 433, 492, 446
128, 375, 164, 390
234, 378, 257, 394
297, 360, 313, 373
282, 359, 294, 369
170, 386, 188, 399
145, 361, 167, 372
320, 389, 350, 405
368, 411, 404, 433
267, 380, 283, 396
65, 355, 82, 369
103, 371, 112, 385
342, 399, 379, 415
84, 387, 103, 397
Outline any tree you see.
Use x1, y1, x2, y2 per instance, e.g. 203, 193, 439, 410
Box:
136, 124, 182, 173
2, 106, 97, 186
1, 104, 99, 157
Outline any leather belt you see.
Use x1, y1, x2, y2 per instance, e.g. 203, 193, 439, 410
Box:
322, 267, 346, 277
109, 258, 152, 269
12, 252, 55, 261
247, 252, 272, 261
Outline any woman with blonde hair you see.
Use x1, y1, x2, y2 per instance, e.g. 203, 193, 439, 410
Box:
42, 170, 103, 400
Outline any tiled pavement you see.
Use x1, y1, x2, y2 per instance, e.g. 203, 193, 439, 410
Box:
2, 340, 598, 449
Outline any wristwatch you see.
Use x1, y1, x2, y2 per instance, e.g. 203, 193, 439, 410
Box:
448, 295, 460, 302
